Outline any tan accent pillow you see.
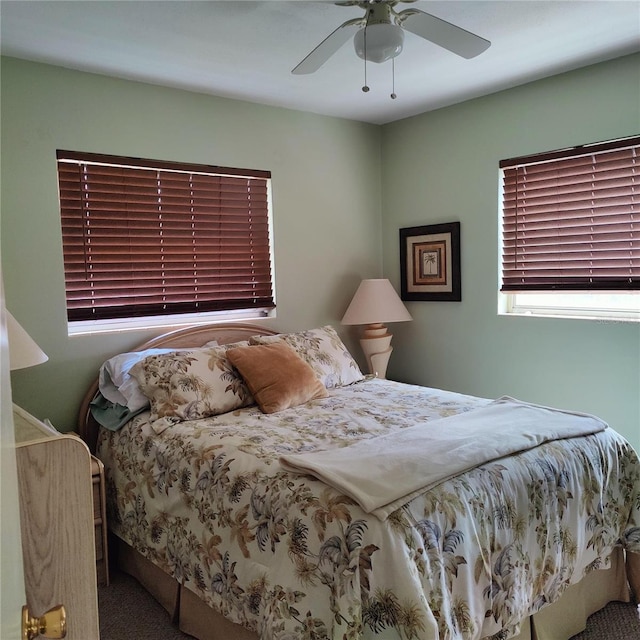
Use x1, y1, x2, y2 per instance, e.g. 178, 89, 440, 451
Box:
226, 342, 328, 414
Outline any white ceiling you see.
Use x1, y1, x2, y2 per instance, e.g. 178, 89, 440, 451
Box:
1, 1, 639, 125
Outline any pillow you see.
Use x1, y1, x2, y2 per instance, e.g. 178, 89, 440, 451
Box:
99, 348, 181, 411
226, 342, 328, 414
249, 325, 364, 389
129, 341, 254, 432
98, 340, 219, 412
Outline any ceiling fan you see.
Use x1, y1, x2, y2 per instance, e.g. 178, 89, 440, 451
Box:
292, 0, 491, 75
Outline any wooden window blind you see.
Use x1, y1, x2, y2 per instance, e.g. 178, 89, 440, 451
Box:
500, 136, 639, 292
57, 150, 274, 322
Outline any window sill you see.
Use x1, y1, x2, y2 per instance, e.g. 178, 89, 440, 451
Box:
498, 292, 640, 323
68, 307, 275, 336
499, 309, 639, 323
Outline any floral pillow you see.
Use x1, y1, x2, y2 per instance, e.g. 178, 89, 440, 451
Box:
99, 348, 182, 412
129, 341, 253, 433
98, 340, 220, 412
249, 325, 364, 389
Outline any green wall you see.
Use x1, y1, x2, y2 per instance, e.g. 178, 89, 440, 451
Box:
2, 54, 639, 451
1, 57, 381, 429
382, 53, 640, 449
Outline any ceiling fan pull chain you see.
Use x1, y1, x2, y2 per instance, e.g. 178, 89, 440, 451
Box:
390, 57, 397, 99
362, 23, 369, 92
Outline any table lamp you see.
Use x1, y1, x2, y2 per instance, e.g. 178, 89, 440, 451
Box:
341, 278, 411, 379
7, 311, 48, 371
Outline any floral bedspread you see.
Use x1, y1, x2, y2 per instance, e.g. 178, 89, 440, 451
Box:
97, 378, 640, 640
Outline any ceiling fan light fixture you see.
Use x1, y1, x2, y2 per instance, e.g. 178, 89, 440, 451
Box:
354, 23, 404, 63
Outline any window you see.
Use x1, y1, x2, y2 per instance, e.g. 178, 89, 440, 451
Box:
499, 136, 639, 321
57, 151, 275, 334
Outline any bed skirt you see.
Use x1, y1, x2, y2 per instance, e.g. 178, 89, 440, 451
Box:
114, 537, 638, 640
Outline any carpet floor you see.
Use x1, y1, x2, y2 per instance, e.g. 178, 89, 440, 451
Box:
99, 569, 640, 640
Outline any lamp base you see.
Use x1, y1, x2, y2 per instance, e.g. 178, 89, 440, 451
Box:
360, 323, 393, 379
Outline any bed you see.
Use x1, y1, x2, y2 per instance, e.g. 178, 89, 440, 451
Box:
78, 322, 640, 640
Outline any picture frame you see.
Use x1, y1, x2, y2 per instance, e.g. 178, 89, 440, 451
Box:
399, 222, 461, 301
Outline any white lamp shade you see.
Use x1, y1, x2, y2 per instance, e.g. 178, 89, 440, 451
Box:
354, 23, 404, 63
7, 311, 48, 371
341, 279, 412, 326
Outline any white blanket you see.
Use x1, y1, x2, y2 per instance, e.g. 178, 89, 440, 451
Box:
279, 397, 607, 520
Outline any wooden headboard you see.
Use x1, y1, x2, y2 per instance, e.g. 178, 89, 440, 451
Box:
77, 322, 279, 453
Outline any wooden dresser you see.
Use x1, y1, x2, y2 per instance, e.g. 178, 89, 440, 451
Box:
14, 404, 100, 640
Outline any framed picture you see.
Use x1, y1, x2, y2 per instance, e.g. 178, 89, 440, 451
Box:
399, 222, 461, 301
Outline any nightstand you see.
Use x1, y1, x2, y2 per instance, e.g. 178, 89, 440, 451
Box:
90, 455, 109, 586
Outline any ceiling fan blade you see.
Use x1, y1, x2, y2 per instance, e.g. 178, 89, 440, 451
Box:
398, 9, 490, 59
292, 18, 362, 75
